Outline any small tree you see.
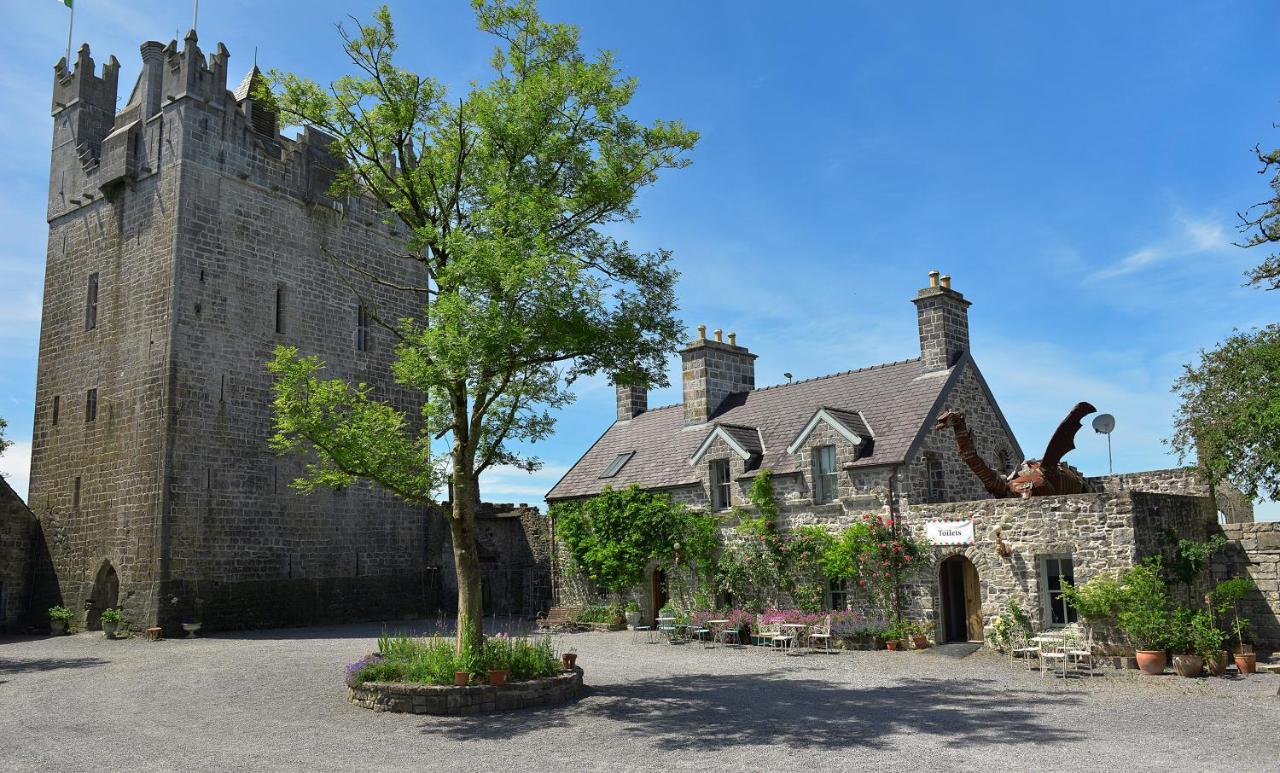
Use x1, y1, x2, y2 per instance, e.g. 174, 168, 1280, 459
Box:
261, 2, 696, 650
0, 415, 11, 464
1170, 325, 1280, 501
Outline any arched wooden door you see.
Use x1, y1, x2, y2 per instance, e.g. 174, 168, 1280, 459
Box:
649, 568, 669, 627
939, 555, 982, 643
88, 560, 119, 631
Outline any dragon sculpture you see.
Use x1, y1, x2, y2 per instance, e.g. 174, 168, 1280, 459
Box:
934, 402, 1097, 499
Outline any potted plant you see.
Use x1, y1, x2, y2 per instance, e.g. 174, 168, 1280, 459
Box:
100, 607, 124, 639
181, 619, 203, 638
1113, 560, 1171, 675
48, 606, 72, 635
1211, 577, 1256, 675
488, 668, 510, 686
561, 648, 578, 670
624, 600, 641, 630
453, 670, 471, 686
883, 622, 906, 651
910, 620, 934, 650
1169, 608, 1218, 678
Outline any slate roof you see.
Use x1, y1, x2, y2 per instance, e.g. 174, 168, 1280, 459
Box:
819, 407, 872, 440
233, 66, 263, 102
718, 423, 764, 457
547, 355, 973, 501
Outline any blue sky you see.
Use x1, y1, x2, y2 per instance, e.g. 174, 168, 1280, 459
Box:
1, 1, 1277, 520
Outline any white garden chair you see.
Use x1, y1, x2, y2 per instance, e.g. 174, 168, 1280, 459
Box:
807, 615, 834, 654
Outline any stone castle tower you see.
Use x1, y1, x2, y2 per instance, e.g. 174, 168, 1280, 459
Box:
28, 34, 433, 632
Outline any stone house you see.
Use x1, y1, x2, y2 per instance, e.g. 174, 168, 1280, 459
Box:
547, 274, 1278, 647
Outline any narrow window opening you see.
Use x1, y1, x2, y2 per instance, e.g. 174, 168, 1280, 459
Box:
925, 452, 946, 503
85, 388, 97, 423
85, 272, 99, 331
709, 459, 732, 511
274, 285, 285, 334
73, 477, 82, 508
52, 395, 60, 426
355, 304, 370, 351
828, 578, 848, 611
219, 373, 225, 403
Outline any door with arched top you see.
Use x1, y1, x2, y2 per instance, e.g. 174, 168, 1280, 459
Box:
939, 555, 982, 642
87, 560, 119, 631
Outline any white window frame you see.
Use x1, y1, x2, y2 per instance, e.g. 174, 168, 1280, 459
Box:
827, 577, 848, 611
1039, 554, 1077, 627
709, 459, 732, 511
813, 445, 838, 504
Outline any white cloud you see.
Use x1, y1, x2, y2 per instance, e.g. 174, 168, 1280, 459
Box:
1, 440, 31, 500
1085, 214, 1229, 283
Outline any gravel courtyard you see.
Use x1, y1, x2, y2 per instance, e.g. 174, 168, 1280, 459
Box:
2, 621, 1277, 772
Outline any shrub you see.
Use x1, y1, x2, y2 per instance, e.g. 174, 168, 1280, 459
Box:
100, 608, 124, 625
1168, 607, 1224, 658
48, 606, 73, 623
1114, 561, 1173, 651
986, 600, 1033, 652
346, 632, 560, 687
577, 604, 624, 625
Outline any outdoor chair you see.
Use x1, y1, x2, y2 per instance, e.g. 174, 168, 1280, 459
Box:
753, 616, 777, 647
718, 625, 741, 647
1066, 627, 1095, 677
690, 622, 713, 647
1010, 629, 1040, 670
1038, 633, 1069, 679
658, 617, 678, 644
807, 615, 834, 654
631, 622, 654, 644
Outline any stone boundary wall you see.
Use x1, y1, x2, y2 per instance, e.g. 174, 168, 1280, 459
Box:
1090, 468, 1254, 524
0, 478, 37, 632
1213, 523, 1280, 647
348, 668, 583, 715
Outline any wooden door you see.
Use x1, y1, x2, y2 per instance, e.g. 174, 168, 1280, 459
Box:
962, 559, 983, 642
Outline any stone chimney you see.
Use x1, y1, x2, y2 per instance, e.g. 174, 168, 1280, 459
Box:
681, 325, 757, 426
614, 381, 647, 421
912, 270, 971, 372
138, 41, 165, 121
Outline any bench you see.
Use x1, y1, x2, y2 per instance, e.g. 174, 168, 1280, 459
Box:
536, 606, 583, 632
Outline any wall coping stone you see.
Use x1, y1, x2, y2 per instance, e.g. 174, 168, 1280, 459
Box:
348, 668, 583, 715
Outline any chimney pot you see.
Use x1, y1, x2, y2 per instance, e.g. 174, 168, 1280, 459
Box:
728, 332, 737, 346
714, 328, 723, 343
697, 324, 706, 341
940, 274, 952, 289
929, 270, 940, 288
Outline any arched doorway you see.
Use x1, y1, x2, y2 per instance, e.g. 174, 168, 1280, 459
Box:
87, 560, 119, 631
939, 555, 982, 643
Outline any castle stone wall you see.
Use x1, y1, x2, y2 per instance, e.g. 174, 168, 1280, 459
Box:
1212, 523, 1280, 647
0, 479, 37, 631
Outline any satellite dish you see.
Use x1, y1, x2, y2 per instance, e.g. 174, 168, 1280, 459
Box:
1092, 414, 1115, 434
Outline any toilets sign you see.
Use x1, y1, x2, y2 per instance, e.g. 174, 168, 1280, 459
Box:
925, 518, 974, 546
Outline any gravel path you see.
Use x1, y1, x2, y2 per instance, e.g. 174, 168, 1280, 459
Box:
2, 621, 1277, 772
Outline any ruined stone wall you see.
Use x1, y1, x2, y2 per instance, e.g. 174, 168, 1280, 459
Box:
1091, 467, 1254, 524
432, 504, 552, 618
0, 479, 37, 631
1212, 523, 1280, 647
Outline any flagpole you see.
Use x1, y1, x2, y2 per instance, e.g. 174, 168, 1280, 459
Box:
65, 1, 74, 66
193, 0, 199, 33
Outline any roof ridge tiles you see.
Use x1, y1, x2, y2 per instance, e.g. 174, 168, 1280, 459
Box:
751, 356, 923, 393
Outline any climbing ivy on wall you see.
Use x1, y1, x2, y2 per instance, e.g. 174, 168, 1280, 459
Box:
553, 485, 718, 594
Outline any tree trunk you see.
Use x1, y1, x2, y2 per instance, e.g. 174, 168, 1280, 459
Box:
450, 467, 485, 654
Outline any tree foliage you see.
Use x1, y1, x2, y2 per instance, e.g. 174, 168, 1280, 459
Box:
1237, 129, 1280, 289
553, 486, 717, 593
1170, 324, 1280, 500
259, 1, 696, 647
0, 415, 10, 460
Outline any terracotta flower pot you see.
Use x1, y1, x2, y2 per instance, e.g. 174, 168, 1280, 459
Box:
1234, 652, 1257, 675
885, 640, 903, 652
1171, 654, 1203, 678
561, 653, 578, 670
911, 635, 929, 650
453, 671, 470, 687
488, 669, 509, 686
1206, 650, 1229, 677
1135, 650, 1167, 675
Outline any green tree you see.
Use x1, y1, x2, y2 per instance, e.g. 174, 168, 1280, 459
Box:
0, 415, 10, 461
1170, 325, 1280, 501
261, 2, 696, 649
1237, 129, 1280, 289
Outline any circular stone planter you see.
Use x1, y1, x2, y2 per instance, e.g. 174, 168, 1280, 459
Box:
348, 668, 583, 715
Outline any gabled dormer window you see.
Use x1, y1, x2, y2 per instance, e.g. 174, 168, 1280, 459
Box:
600, 451, 635, 478
813, 445, 837, 503
709, 459, 731, 510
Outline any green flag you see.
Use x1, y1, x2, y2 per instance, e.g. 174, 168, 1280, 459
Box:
57, 0, 73, 8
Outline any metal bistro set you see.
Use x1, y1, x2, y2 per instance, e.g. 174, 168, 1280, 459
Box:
635, 615, 837, 656
1007, 625, 1098, 679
